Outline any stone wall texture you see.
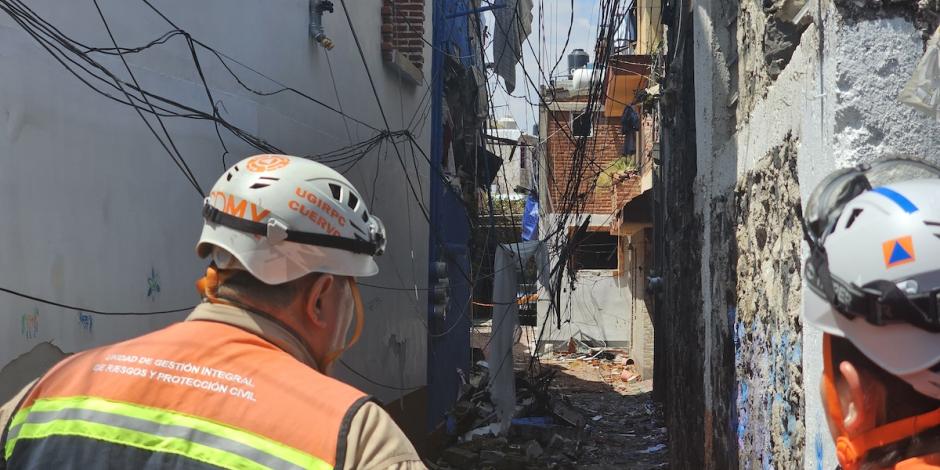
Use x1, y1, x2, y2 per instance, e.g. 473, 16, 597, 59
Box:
657, 1, 940, 469
733, 137, 805, 469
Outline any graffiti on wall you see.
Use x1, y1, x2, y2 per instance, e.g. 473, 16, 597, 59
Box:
21, 309, 39, 339
77, 310, 94, 333
815, 422, 825, 470
147, 267, 161, 299
733, 137, 805, 468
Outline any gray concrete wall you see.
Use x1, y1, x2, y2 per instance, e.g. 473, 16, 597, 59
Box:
626, 231, 654, 379
0, 0, 431, 405
686, 0, 940, 468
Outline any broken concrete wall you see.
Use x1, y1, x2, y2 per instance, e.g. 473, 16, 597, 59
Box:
0, 343, 68, 403
672, 0, 940, 468
733, 138, 805, 469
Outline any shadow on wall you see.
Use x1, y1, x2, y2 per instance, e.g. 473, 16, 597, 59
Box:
0, 342, 69, 404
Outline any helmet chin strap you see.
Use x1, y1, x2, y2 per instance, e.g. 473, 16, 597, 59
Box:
824, 334, 940, 469
319, 278, 365, 372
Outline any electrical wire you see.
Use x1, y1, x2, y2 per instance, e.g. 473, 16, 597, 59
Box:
0, 285, 195, 316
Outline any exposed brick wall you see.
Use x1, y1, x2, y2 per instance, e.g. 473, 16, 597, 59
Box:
545, 109, 624, 214
612, 174, 641, 211
381, 0, 426, 71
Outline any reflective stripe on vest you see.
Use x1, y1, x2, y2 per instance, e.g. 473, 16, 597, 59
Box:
5, 396, 331, 470
2, 320, 369, 469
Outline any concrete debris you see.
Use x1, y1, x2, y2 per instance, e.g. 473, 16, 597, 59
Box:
763, 13, 809, 79
524, 440, 544, 459
433, 345, 667, 469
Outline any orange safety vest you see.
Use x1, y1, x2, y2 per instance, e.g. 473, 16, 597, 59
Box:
1, 320, 370, 470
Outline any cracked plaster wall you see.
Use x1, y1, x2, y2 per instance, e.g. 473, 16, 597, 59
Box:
685, 0, 940, 468
733, 138, 805, 470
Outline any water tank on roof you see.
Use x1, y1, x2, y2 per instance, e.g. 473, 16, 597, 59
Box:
495, 117, 518, 129
568, 49, 590, 77
572, 64, 599, 92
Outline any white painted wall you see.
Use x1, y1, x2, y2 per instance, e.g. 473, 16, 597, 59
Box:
536, 213, 633, 348
693, 1, 940, 467
0, 0, 431, 403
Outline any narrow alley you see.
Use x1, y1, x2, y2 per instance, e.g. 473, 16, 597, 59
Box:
1, 0, 940, 469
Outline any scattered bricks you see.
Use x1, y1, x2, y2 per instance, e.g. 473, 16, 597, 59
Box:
620, 370, 640, 383
441, 447, 479, 469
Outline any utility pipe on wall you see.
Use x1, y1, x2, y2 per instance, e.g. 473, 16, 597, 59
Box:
309, 0, 335, 49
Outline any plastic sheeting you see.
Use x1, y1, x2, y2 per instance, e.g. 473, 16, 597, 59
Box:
488, 240, 550, 434
900, 26, 940, 121
521, 195, 539, 241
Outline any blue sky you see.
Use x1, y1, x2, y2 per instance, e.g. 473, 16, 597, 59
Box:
484, 0, 602, 133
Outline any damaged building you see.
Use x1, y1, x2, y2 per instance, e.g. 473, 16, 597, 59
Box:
655, 0, 940, 468
535, 0, 660, 380
0, 0, 496, 451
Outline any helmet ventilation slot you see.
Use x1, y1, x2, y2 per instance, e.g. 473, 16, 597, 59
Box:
329, 184, 342, 200
348, 193, 359, 210
844, 208, 864, 229
249, 182, 270, 189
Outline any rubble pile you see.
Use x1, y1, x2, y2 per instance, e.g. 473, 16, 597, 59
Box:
430, 347, 668, 469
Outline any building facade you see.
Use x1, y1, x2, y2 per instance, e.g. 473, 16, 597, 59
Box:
0, 0, 490, 447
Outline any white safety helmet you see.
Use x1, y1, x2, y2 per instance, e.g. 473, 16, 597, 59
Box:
196, 154, 386, 284
804, 158, 940, 398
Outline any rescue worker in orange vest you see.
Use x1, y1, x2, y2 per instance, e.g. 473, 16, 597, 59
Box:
803, 159, 940, 469
0, 154, 427, 469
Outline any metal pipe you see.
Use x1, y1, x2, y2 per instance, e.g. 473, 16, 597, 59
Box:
309, 0, 335, 50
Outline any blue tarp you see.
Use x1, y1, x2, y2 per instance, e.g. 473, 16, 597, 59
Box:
521, 195, 539, 240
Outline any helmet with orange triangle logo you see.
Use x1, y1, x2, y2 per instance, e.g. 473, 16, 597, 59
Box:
803, 158, 940, 469
804, 158, 940, 375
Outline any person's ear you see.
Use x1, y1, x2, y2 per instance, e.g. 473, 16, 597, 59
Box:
840, 360, 884, 434
304, 274, 334, 329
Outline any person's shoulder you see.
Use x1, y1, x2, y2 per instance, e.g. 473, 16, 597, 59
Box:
343, 402, 425, 470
